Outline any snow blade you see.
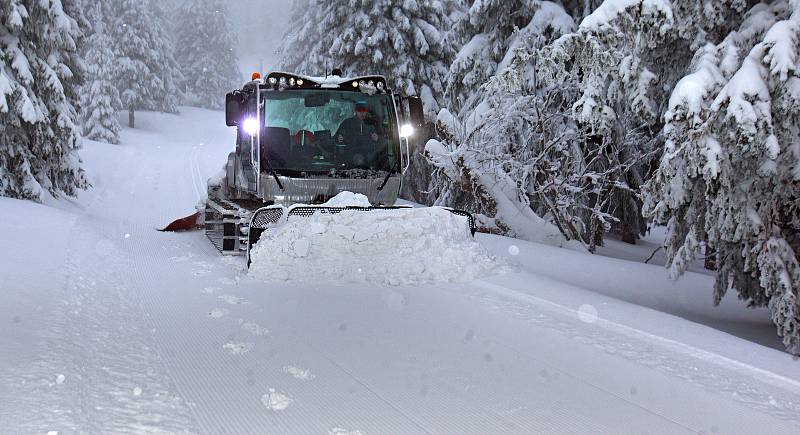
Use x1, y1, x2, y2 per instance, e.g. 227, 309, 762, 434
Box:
160, 211, 202, 232
246, 205, 476, 267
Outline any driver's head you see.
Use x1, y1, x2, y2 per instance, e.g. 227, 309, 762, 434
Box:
355, 100, 368, 119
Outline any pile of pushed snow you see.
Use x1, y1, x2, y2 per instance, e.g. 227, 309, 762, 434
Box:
317, 191, 372, 207
248, 206, 505, 286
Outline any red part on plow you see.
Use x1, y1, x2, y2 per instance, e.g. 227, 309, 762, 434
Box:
160, 211, 202, 232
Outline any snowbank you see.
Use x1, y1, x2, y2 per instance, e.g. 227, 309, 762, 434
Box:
318, 191, 371, 207
248, 205, 506, 286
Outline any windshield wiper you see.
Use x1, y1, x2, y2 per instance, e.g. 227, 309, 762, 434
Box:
377, 161, 399, 191
274, 169, 307, 177
261, 158, 284, 190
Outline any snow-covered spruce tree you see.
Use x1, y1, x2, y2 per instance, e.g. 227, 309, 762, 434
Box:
537, 0, 753, 245
280, 0, 457, 116
428, 0, 756, 247
644, 0, 800, 354
426, 5, 601, 246
277, 0, 330, 76
174, 0, 241, 110
81, 2, 122, 144
537, 1, 681, 245
0, 0, 89, 201
446, 0, 574, 113
106, 0, 182, 128
556, 0, 606, 21
425, 86, 592, 247
62, 0, 89, 111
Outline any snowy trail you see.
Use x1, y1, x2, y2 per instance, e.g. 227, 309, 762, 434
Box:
466, 278, 800, 418
119, 229, 800, 434
1, 137, 198, 432
2, 108, 799, 434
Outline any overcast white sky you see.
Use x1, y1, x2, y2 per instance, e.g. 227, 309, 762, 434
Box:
227, 0, 293, 79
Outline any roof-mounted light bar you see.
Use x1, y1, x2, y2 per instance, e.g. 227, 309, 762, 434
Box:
262, 72, 390, 94
263, 72, 316, 90
348, 76, 387, 93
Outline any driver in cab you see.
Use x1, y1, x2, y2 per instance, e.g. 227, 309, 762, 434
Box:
335, 100, 381, 149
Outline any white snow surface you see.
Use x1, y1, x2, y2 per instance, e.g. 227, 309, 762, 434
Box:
261, 388, 293, 411
318, 191, 372, 207
1, 108, 799, 434
580, 0, 673, 32
249, 206, 506, 286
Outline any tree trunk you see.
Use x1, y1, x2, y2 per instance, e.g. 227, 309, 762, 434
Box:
621, 229, 637, 244
702, 232, 717, 270
704, 247, 717, 271
128, 108, 135, 128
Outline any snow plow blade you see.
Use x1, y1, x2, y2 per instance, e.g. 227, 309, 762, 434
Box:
246, 205, 476, 267
159, 211, 202, 232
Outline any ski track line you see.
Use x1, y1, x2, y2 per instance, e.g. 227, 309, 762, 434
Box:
1, 149, 198, 433
0, 216, 88, 432
400, 290, 681, 434
233, 304, 492, 434
126, 231, 259, 434
471, 278, 800, 423
473, 278, 800, 392
188, 144, 202, 202
191, 143, 206, 203
1, 218, 198, 433
293, 336, 435, 435
129, 257, 241, 432
217, 257, 428, 434
78, 217, 198, 433
130, 229, 443, 433
250, 295, 445, 433
238, 280, 511, 434
127, 237, 390, 434
295, 331, 584, 435
278, 292, 627, 435
467, 280, 699, 433
127, 231, 337, 434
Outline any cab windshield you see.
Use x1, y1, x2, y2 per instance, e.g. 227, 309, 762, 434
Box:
259, 90, 399, 175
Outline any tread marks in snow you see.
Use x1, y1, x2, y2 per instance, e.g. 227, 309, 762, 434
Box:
0, 217, 197, 433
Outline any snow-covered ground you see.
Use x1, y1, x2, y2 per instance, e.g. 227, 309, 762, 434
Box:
1, 108, 798, 434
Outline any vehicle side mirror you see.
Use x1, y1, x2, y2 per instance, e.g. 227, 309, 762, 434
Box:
407, 96, 425, 129
225, 92, 242, 127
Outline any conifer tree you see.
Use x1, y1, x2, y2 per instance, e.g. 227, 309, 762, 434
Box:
0, 0, 89, 200
107, 0, 182, 128
174, 0, 241, 110
644, 0, 800, 354
81, 2, 122, 144
446, 0, 574, 112
277, 0, 329, 76
279, 0, 457, 116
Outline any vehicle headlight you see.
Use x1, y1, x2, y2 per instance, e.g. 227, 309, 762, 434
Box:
399, 124, 414, 138
242, 118, 259, 136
